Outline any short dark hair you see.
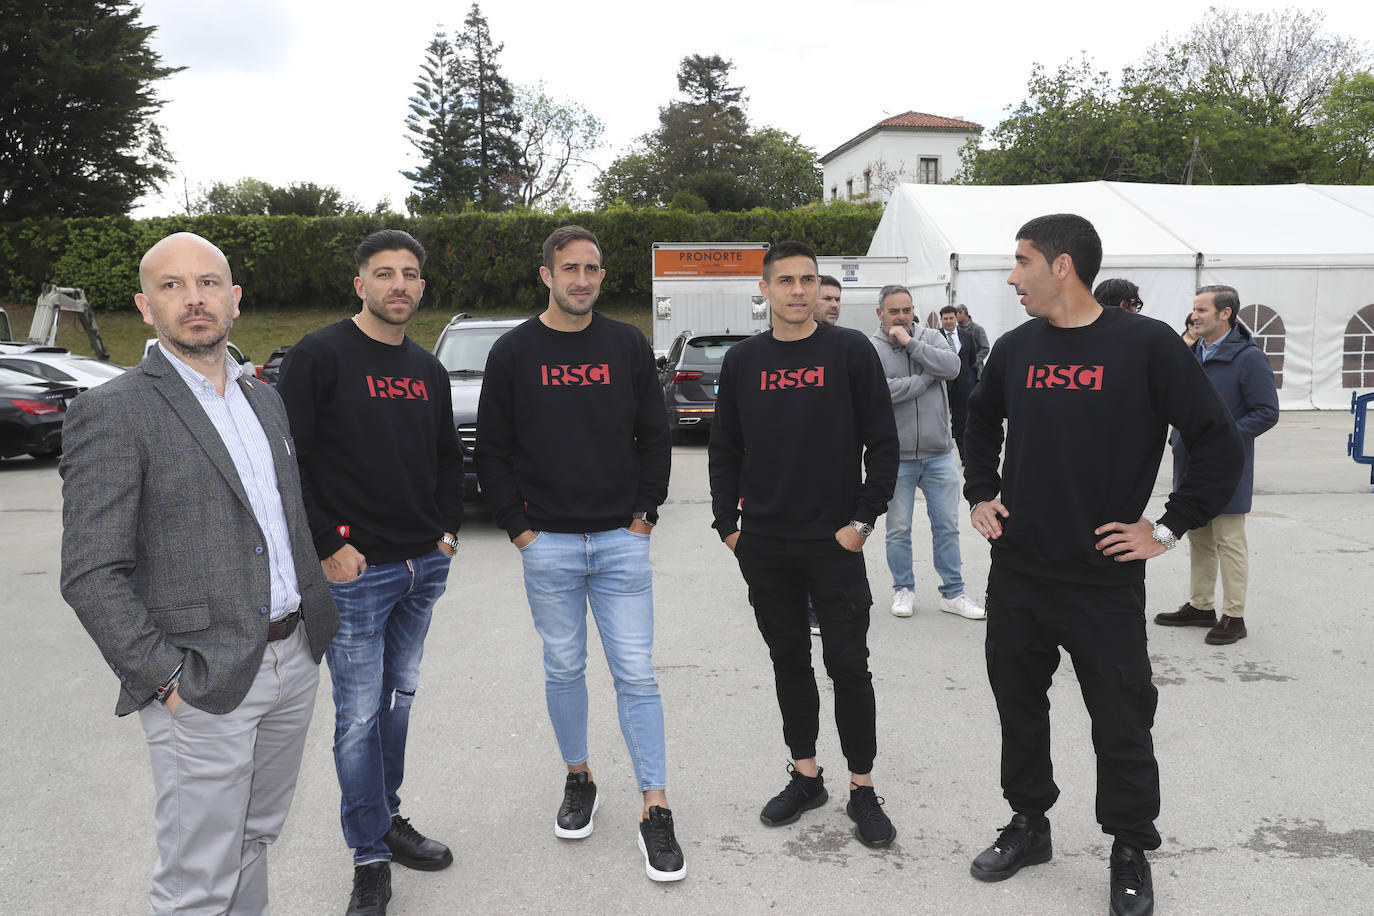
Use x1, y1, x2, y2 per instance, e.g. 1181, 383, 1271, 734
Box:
1197, 284, 1240, 327
356, 229, 425, 270
542, 225, 602, 269
1016, 213, 1102, 288
762, 240, 817, 279
1093, 277, 1142, 310
939, 305, 957, 317
819, 274, 841, 290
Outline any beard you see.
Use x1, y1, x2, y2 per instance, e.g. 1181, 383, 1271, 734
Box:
552, 285, 597, 317
364, 292, 418, 326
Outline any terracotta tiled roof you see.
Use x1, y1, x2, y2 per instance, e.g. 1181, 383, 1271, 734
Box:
874, 111, 983, 131
818, 111, 983, 163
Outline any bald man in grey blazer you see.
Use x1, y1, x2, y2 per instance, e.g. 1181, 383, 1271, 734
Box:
60, 232, 339, 915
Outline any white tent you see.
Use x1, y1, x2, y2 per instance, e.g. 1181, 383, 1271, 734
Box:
867, 181, 1374, 409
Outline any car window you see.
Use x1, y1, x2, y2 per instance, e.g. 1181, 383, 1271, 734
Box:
2, 359, 72, 382
435, 327, 514, 373
227, 343, 248, 364
0, 364, 49, 385
683, 337, 744, 366
666, 335, 685, 367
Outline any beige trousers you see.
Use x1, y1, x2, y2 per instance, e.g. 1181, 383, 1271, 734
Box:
1188, 513, 1249, 618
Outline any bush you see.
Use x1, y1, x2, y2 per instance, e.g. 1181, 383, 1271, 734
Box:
0, 207, 883, 313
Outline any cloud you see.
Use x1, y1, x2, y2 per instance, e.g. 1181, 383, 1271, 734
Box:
139, 0, 295, 76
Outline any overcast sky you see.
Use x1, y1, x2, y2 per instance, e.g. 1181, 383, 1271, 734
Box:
132, 0, 1374, 216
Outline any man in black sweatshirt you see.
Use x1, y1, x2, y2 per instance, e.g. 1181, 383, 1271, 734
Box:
962, 214, 1242, 916
277, 229, 463, 916
708, 240, 900, 850
474, 226, 684, 883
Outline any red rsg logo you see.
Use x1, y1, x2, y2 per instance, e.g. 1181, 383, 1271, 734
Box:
759, 367, 825, 390
541, 363, 611, 386
1024, 364, 1105, 390
365, 376, 429, 399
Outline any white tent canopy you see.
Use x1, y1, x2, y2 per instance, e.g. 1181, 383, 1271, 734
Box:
867, 181, 1374, 409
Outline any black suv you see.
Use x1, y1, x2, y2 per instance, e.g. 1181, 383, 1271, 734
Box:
433, 315, 525, 500
657, 331, 749, 443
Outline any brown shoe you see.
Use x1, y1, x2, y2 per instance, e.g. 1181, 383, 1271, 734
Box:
1154, 602, 1217, 627
1205, 615, 1247, 645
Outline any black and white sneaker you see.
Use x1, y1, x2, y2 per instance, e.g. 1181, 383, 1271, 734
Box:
637, 806, 686, 882
555, 772, 599, 839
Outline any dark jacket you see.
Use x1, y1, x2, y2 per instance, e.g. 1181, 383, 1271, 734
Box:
1171, 323, 1279, 515
60, 346, 339, 716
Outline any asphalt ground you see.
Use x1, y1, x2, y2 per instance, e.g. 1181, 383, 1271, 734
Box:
2, 410, 1372, 915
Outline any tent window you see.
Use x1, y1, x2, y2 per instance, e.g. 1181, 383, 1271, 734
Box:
1342, 304, 1374, 389
924, 310, 942, 329
1239, 304, 1284, 390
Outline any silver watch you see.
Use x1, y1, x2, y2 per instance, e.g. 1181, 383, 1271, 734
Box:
1150, 523, 1177, 551
440, 533, 458, 551
850, 520, 874, 538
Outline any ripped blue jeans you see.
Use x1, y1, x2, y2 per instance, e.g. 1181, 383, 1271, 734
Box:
325, 548, 451, 862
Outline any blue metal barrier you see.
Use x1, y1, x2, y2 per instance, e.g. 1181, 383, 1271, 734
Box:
1349, 391, 1374, 490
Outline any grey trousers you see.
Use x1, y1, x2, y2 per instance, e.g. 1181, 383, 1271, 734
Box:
138, 626, 319, 916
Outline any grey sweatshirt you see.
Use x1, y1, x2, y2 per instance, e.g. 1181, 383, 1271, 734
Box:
870, 325, 960, 459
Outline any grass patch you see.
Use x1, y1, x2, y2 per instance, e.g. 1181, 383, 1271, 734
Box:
0, 301, 652, 368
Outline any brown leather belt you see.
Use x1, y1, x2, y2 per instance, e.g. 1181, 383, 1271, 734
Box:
267, 610, 301, 642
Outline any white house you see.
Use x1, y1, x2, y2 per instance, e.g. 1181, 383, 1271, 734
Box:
819, 111, 982, 205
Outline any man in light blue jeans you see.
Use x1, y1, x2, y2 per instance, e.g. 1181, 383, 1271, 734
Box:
869, 285, 986, 620
475, 226, 683, 882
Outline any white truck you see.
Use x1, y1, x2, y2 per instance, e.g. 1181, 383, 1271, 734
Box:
817, 255, 910, 334
650, 242, 769, 356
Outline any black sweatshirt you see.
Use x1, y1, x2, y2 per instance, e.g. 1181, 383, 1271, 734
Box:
708, 321, 899, 541
474, 313, 671, 540
276, 320, 464, 564
963, 306, 1243, 586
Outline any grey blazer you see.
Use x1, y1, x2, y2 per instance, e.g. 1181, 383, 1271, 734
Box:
60, 346, 339, 716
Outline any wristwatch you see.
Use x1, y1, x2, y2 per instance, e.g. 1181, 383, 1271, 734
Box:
632, 511, 656, 527
850, 520, 874, 538
440, 533, 458, 551
1150, 523, 1177, 551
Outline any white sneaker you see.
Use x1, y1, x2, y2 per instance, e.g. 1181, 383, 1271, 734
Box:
890, 588, 916, 618
940, 593, 986, 620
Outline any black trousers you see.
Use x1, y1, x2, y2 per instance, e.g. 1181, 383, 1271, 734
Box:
735, 532, 877, 774
985, 564, 1162, 850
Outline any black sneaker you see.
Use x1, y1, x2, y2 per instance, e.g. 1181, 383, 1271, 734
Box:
555, 772, 599, 839
846, 784, 896, 848
759, 764, 828, 826
383, 814, 453, 871
1109, 839, 1154, 916
637, 805, 687, 882
346, 861, 391, 916
970, 813, 1053, 881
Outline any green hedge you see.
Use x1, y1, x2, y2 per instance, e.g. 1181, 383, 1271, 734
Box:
0, 206, 882, 314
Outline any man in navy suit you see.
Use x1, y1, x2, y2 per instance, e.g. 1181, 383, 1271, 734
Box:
939, 305, 977, 460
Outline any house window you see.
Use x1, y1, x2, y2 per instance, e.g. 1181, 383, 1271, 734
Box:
830, 186, 837, 201
863, 170, 871, 195
918, 157, 940, 184
1342, 303, 1374, 389
846, 179, 853, 199
1238, 303, 1285, 390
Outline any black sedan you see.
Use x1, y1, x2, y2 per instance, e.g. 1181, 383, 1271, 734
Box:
0, 365, 82, 460
656, 332, 748, 443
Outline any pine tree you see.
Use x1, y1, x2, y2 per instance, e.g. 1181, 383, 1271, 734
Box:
454, 4, 521, 209
401, 31, 476, 213
0, 0, 181, 219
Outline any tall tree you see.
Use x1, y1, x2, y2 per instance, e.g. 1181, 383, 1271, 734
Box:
1145, 6, 1370, 125
595, 54, 819, 210
0, 0, 181, 219
455, 3, 521, 209
402, 31, 476, 213
507, 84, 603, 209
1310, 72, 1374, 184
